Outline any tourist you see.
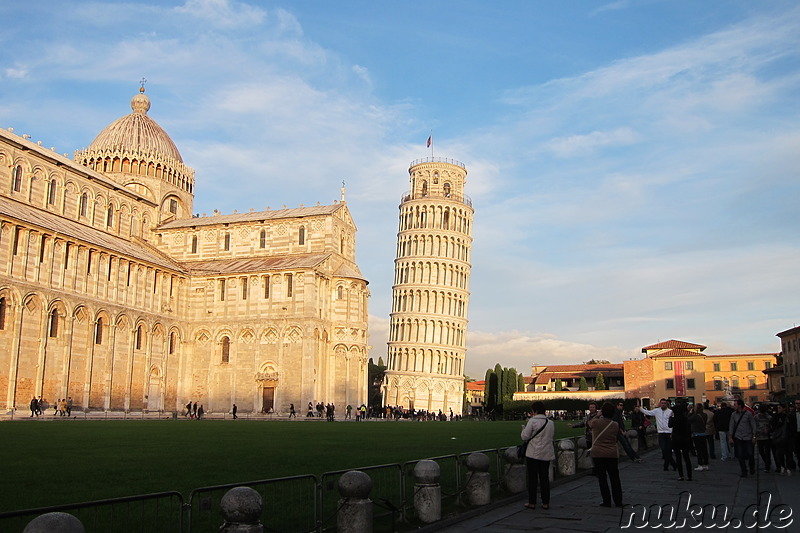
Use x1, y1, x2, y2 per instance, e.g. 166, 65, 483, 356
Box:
30, 396, 38, 417
689, 404, 709, 471
307, 402, 314, 417
346, 404, 352, 419
66, 397, 73, 417
521, 401, 555, 510
754, 403, 773, 472
185, 401, 192, 417
729, 399, 757, 477
197, 404, 204, 419
637, 399, 677, 472
569, 401, 599, 475
669, 402, 693, 481
631, 406, 648, 451
793, 400, 800, 469
770, 403, 792, 475
232, 403, 238, 420
289, 403, 296, 418
715, 402, 734, 461
589, 402, 623, 507
703, 404, 716, 460
613, 402, 643, 463
193, 402, 198, 418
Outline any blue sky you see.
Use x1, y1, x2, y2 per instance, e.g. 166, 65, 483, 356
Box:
2, 0, 799, 377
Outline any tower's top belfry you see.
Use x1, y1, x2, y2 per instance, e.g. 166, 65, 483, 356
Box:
404, 157, 470, 208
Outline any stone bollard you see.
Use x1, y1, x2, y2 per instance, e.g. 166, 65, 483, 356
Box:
626, 429, 639, 452
219, 486, 264, 533
337, 470, 373, 533
576, 436, 593, 470
23, 512, 85, 533
463, 452, 491, 506
501, 447, 526, 494
557, 439, 576, 476
413, 460, 441, 523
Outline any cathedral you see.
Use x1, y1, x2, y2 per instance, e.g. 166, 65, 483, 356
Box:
0, 87, 370, 415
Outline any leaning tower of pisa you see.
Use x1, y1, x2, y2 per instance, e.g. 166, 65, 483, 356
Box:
382, 157, 473, 415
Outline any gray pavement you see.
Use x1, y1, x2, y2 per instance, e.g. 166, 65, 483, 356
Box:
435, 447, 799, 532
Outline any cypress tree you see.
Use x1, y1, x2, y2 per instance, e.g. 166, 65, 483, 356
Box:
555, 378, 563, 391
579, 377, 589, 391
596, 372, 606, 391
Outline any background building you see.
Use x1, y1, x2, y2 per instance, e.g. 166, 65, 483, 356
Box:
777, 325, 800, 398
0, 88, 369, 415
383, 157, 473, 415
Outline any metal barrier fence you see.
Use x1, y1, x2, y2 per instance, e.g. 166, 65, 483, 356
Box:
187, 475, 317, 533
0, 491, 184, 533
1, 445, 548, 532
319, 464, 403, 533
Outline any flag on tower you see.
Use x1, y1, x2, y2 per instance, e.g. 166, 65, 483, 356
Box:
426, 135, 432, 148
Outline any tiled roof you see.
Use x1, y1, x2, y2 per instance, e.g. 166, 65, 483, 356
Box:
642, 340, 707, 352
466, 382, 484, 391
648, 348, 707, 359
0, 195, 184, 272
183, 254, 331, 275
159, 204, 343, 229
532, 364, 624, 385
334, 263, 367, 282
777, 325, 800, 337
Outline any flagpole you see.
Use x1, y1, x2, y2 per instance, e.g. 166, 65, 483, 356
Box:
430, 130, 434, 159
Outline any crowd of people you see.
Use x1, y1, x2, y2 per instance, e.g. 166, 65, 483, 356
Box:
521, 398, 800, 510
29, 396, 73, 417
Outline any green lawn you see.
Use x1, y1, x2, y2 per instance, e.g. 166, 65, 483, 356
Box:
1, 418, 582, 512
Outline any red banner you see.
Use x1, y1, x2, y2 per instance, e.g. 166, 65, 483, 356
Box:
674, 360, 686, 396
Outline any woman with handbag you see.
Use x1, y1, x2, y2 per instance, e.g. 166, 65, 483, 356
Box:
521, 401, 555, 510
589, 402, 623, 507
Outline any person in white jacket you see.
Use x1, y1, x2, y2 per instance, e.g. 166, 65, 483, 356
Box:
637, 399, 677, 472
521, 401, 555, 510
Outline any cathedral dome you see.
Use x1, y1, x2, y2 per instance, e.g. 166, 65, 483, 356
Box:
86, 88, 183, 163
75, 87, 195, 196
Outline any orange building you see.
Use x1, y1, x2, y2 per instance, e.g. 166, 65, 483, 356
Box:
704, 353, 777, 405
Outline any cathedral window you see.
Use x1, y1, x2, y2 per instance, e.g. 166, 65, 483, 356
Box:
219, 279, 226, 301
169, 198, 177, 215
223, 232, 230, 251
87, 250, 93, 275
64, 243, 70, 270
107, 257, 113, 281
0, 297, 6, 330
39, 235, 47, 263
263, 275, 270, 298
106, 207, 113, 228
337, 286, 344, 300
259, 230, 266, 249
221, 337, 230, 363
299, 226, 305, 245
286, 273, 293, 297
191, 235, 198, 254
48, 309, 58, 338
136, 325, 143, 350
241, 277, 248, 300
169, 332, 176, 355
12, 227, 20, 255
12, 165, 23, 192
79, 193, 88, 218
47, 179, 57, 205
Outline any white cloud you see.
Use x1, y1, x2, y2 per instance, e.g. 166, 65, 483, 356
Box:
544, 127, 642, 158
175, 0, 266, 29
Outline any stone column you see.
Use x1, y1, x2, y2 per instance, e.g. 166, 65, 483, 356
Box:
501, 447, 526, 493
557, 439, 576, 476
463, 452, 490, 506
219, 486, 264, 533
413, 460, 441, 523
23, 512, 85, 533
337, 470, 373, 533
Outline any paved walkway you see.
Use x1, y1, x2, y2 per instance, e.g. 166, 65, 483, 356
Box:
435, 447, 799, 532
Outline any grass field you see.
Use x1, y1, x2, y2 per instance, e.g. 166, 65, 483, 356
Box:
1, 418, 582, 512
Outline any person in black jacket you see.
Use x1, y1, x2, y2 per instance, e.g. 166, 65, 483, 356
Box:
631, 407, 648, 451
714, 402, 734, 461
670, 402, 694, 481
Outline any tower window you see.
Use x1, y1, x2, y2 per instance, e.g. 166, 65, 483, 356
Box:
444, 182, 451, 197
421, 180, 428, 197
221, 337, 230, 363
48, 309, 59, 338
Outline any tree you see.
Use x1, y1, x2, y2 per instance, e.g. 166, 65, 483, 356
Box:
503, 367, 518, 403
484, 368, 498, 411
368, 357, 387, 406
584, 359, 611, 364
578, 377, 589, 391
517, 373, 525, 392
555, 378, 563, 391
595, 372, 606, 391
377, 356, 385, 367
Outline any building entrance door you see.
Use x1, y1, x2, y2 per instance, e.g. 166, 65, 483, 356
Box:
262, 386, 275, 413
